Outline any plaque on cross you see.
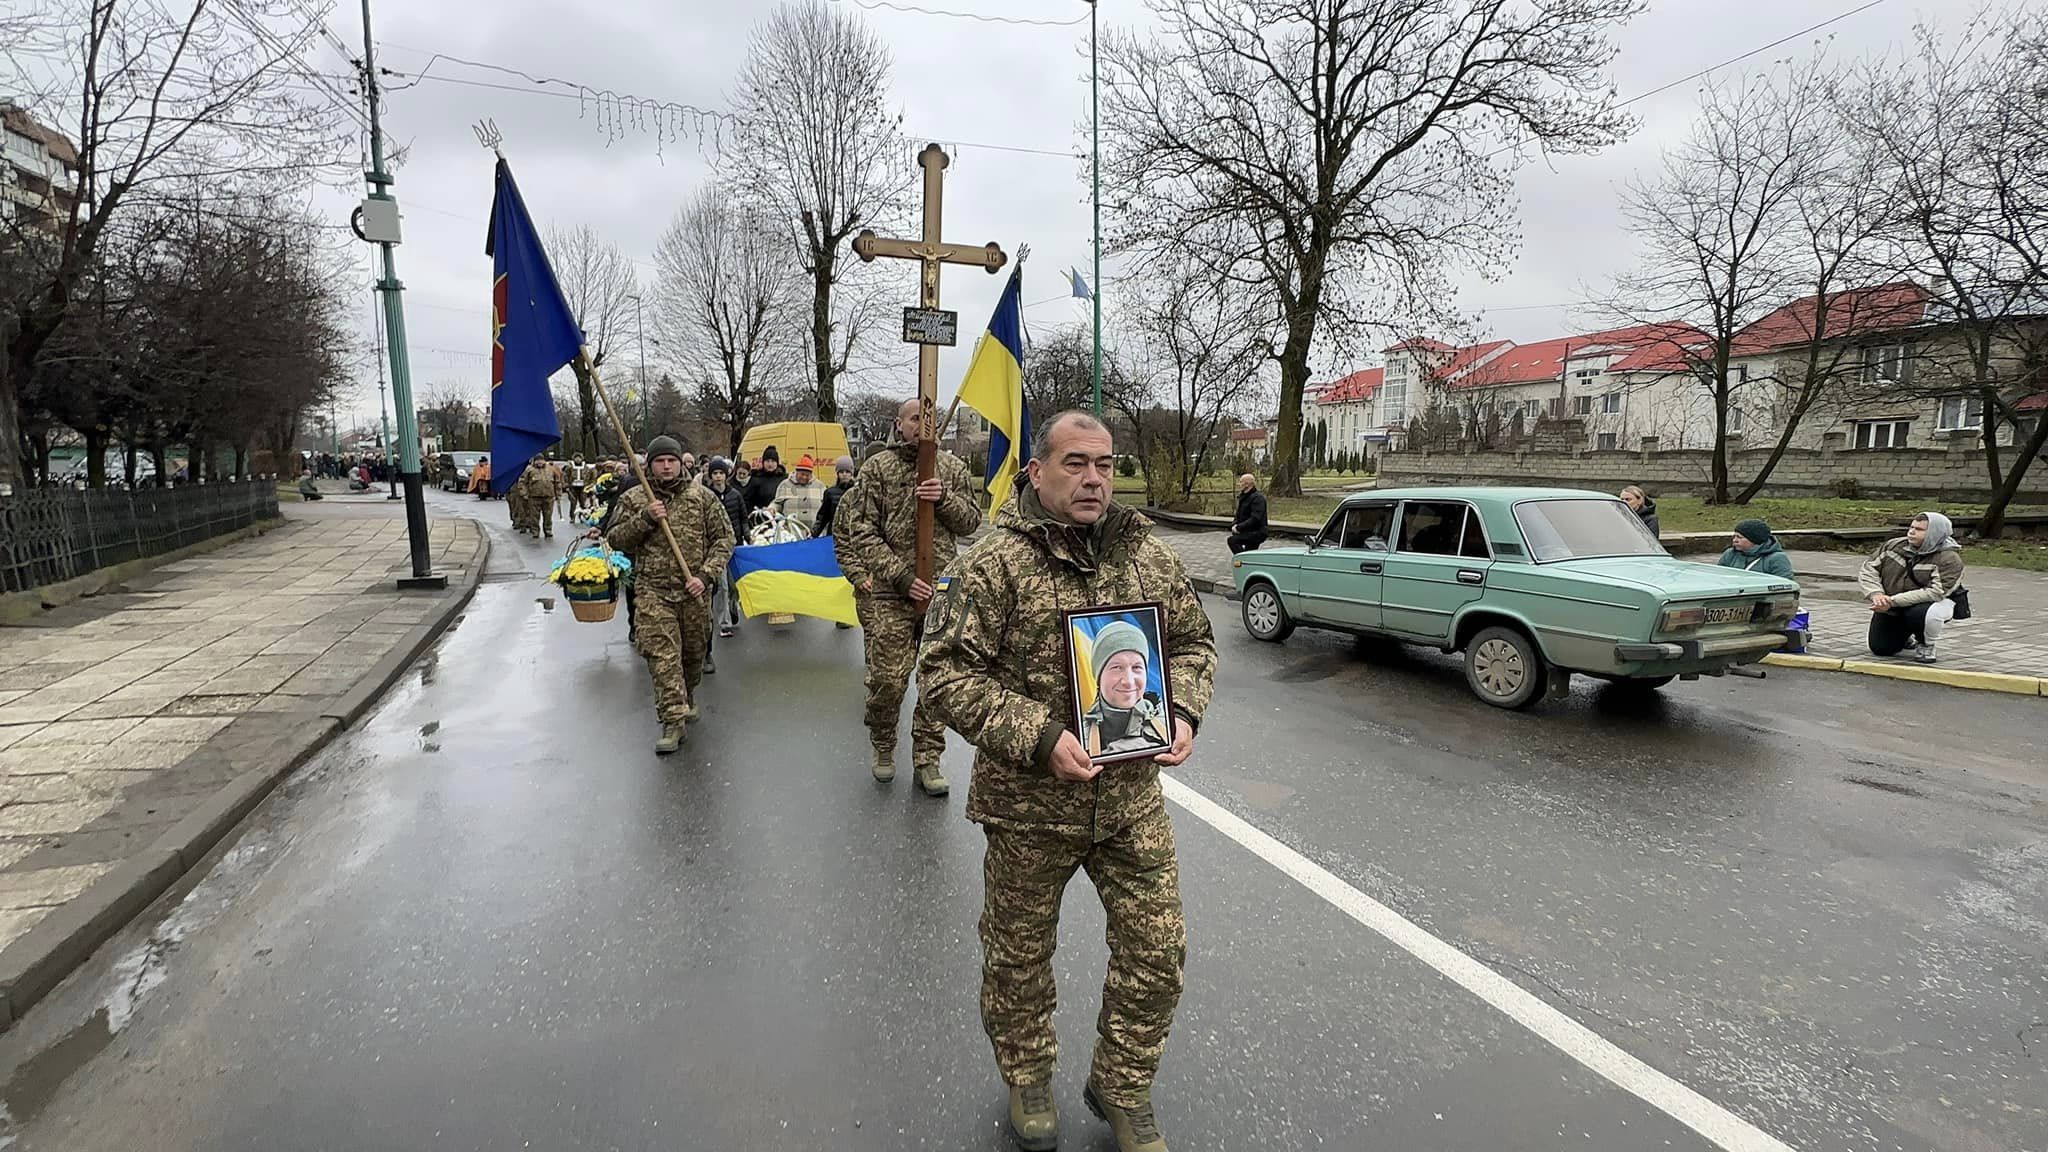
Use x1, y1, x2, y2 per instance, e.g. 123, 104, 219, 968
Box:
853, 143, 1007, 593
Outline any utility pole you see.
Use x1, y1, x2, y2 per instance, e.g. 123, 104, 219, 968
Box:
1089, 0, 1103, 418
373, 291, 398, 499
628, 293, 649, 439
356, 0, 443, 587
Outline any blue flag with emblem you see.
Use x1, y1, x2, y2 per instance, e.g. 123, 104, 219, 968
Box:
485, 157, 581, 494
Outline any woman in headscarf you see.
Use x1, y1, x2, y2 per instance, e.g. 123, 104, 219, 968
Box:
1857, 510, 1966, 663
1077, 619, 1171, 758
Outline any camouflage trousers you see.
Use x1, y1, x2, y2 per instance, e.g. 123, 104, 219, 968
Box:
979, 805, 1185, 1109
510, 490, 553, 534
635, 590, 710, 725
855, 593, 944, 767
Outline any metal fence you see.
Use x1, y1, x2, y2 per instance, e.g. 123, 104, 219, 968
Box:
0, 480, 279, 594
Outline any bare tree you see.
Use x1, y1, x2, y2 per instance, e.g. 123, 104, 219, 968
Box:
725, 0, 908, 422
1109, 258, 1274, 502
418, 383, 477, 450
1099, 0, 1638, 496
1603, 68, 1822, 502
653, 186, 796, 456
1732, 61, 1901, 503
2, 0, 355, 491
544, 224, 637, 458
1845, 12, 2048, 537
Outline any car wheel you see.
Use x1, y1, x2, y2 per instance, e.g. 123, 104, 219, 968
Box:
1464, 625, 1547, 710
1240, 582, 1294, 642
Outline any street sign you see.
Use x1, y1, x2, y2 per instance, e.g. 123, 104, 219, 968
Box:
901, 307, 959, 347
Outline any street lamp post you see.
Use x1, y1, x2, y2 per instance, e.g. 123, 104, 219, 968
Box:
357, 0, 442, 587
373, 299, 398, 499
628, 293, 651, 437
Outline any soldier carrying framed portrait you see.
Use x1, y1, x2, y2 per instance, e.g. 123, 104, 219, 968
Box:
1061, 602, 1175, 765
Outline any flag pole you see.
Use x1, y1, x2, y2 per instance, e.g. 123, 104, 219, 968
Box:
581, 349, 697, 586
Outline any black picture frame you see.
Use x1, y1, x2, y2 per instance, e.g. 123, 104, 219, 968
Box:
1060, 601, 1174, 765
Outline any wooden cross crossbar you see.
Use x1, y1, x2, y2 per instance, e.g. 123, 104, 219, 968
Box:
852, 143, 1007, 592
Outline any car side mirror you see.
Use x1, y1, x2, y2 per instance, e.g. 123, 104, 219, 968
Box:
1305, 534, 1322, 549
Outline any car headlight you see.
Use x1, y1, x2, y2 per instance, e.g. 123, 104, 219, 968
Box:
1659, 606, 1705, 630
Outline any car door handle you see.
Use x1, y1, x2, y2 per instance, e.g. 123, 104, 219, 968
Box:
1358, 561, 1383, 574
1456, 569, 1485, 585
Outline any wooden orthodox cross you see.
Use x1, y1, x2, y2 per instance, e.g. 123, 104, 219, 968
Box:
853, 143, 1007, 594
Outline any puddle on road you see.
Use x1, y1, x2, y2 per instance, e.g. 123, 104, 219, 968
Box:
0, 1008, 114, 1132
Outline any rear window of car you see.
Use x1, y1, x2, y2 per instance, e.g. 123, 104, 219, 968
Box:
1513, 499, 1664, 562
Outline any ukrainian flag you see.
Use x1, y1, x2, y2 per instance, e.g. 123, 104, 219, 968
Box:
957, 265, 1030, 501
729, 536, 859, 627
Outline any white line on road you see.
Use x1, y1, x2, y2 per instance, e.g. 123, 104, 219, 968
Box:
1159, 773, 1798, 1152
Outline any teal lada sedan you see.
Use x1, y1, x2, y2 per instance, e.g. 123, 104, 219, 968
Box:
1231, 488, 1803, 708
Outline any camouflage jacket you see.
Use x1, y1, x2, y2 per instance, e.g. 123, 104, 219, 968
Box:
604, 476, 735, 597
515, 464, 556, 500
834, 442, 982, 599
917, 487, 1217, 840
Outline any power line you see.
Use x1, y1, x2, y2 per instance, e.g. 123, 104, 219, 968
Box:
1615, 0, 1891, 110
829, 0, 1090, 28
216, 0, 372, 135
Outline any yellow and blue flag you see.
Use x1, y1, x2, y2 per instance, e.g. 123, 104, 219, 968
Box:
484, 157, 582, 494
729, 536, 859, 627
956, 265, 1030, 501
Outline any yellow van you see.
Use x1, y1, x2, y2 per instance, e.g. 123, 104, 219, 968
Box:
735, 421, 854, 483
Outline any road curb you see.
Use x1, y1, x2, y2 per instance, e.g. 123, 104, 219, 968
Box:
1762, 652, 2046, 696
0, 521, 490, 1032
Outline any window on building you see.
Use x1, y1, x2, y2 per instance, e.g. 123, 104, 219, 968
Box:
1524, 399, 1543, 420
1601, 392, 1623, 415
1853, 419, 1912, 449
1937, 395, 1986, 431
1727, 408, 1745, 435
1573, 394, 1593, 416
1382, 379, 1407, 425
1574, 367, 1601, 380
1862, 344, 1908, 384
1597, 432, 1619, 450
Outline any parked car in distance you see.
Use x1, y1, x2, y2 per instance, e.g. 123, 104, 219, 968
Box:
440, 451, 487, 492
1231, 487, 1804, 709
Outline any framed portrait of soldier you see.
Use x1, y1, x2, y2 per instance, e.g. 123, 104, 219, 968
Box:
1061, 603, 1175, 765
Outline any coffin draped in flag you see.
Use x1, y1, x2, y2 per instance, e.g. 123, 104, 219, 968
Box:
955, 265, 1030, 501
485, 157, 582, 494
729, 536, 859, 627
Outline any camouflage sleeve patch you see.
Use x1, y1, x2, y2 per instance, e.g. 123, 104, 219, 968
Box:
923, 573, 966, 642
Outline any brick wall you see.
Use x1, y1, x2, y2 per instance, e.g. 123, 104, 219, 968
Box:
1376, 439, 2048, 502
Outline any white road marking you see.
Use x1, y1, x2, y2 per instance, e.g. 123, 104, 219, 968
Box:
1160, 773, 1799, 1152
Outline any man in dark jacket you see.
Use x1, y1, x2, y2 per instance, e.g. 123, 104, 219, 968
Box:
1228, 474, 1268, 554
705, 457, 748, 636
743, 445, 786, 518
814, 455, 858, 538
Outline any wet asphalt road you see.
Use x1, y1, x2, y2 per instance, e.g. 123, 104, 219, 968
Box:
1, 492, 2043, 1151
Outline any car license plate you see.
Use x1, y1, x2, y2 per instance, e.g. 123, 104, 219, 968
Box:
1703, 604, 1753, 625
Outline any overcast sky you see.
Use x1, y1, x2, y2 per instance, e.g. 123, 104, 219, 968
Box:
307, 0, 1975, 430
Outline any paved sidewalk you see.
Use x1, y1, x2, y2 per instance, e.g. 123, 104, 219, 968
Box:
0, 514, 483, 1024
1156, 526, 2048, 683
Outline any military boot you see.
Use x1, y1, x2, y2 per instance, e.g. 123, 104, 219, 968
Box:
871, 744, 897, 783
1084, 1082, 1166, 1152
913, 761, 949, 797
681, 701, 700, 722
1007, 1080, 1057, 1151
654, 724, 683, 755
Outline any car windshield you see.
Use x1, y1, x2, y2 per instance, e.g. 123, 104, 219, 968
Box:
450, 453, 484, 466
1512, 499, 1665, 562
